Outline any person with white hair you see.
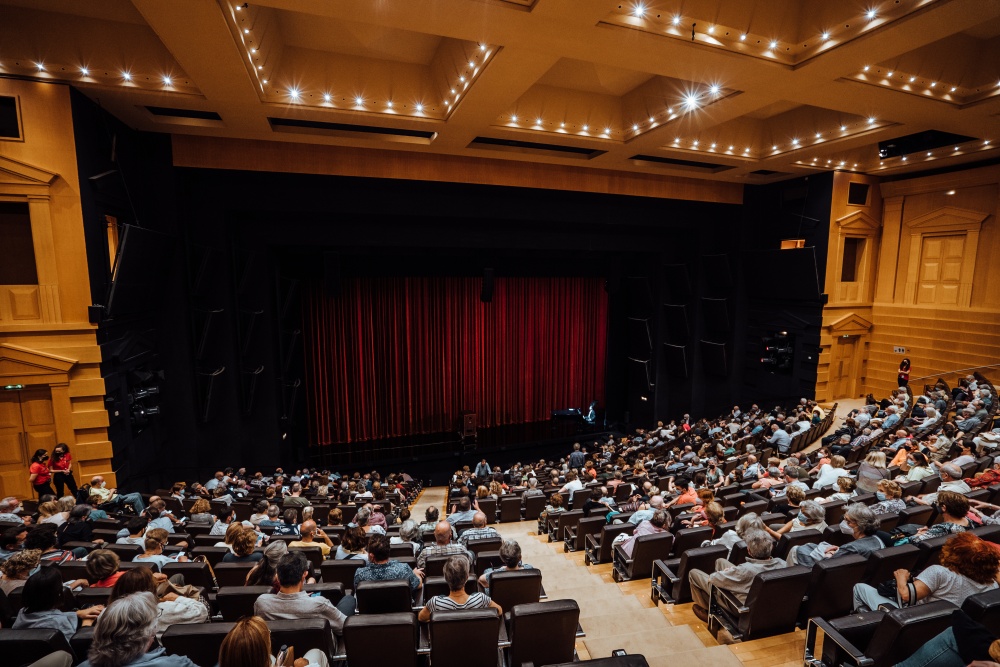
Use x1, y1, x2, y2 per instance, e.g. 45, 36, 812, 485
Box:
911, 463, 971, 505
80, 592, 197, 666
0, 497, 28, 524
709, 512, 765, 556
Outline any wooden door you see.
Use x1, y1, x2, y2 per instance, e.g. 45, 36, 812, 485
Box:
0, 387, 57, 499
830, 336, 858, 399
917, 235, 964, 305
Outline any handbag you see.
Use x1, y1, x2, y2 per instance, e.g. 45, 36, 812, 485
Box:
874, 577, 917, 608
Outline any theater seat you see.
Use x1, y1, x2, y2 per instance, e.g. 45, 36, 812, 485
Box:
268, 619, 336, 659
962, 588, 1000, 635
773, 529, 824, 559
214, 562, 256, 587
429, 608, 502, 667
798, 553, 869, 625
806, 600, 957, 667
0, 628, 76, 666
565, 516, 606, 553
584, 523, 633, 566
343, 612, 418, 667
162, 622, 234, 666
356, 579, 413, 614
499, 496, 522, 523
487, 569, 542, 616
506, 599, 580, 667
650, 544, 729, 605
708, 565, 811, 642
612, 532, 673, 582
320, 560, 366, 591
424, 575, 477, 600
862, 544, 921, 584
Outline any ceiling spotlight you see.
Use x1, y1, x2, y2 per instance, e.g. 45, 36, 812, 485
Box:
632, 124, 639, 131
35, 62, 45, 71
80, 67, 89, 76
480, 44, 486, 51
667, 107, 673, 114
244, 28, 250, 34
744, 147, 750, 153
674, 137, 680, 143
257, 65, 263, 70
909, 76, 916, 83
792, 138, 799, 145
693, 140, 699, 146
122, 71, 132, 81
649, 117, 655, 123
930, 82, 936, 87
815, 132, 822, 138
728, 145, 734, 150
163, 76, 172, 86
710, 142, 716, 148
672, 15, 681, 25
986, 140, 992, 145
840, 125, 847, 131
863, 65, 870, 71
451, 88, 456, 94
707, 25, 715, 34
604, 127, 611, 134
867, 117, 876, 124
887, 71, 893, 77
954, 146, 959, 151
250, 48, 256, 53
950, 86, 957, 92
709, 84, 720, 94
683, 93, 699, 109
740, 33, 747, 41
633, 3, 646, 17
415, 103, 424, 112
459, 76, 465, 82
468, 61, 475, 68
821, 32, 830, 40
262, 79, 268, 84
535, 118, 542, 125
582, 124, 589, 131
288, 88, 299, 99
511, 114, 518, 122
865, 9, 876, 19
355, 96, 364, 105
946, 190, 956, 195
323, 93, 331, 102
560, 122, 565, 128
768, 40, 778, 50
386, 100, 393, 108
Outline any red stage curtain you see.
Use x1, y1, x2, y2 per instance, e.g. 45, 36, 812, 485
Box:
303, 276, 607, 445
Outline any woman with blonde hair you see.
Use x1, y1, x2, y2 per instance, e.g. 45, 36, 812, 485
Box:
813, 455, 851, 490
37, 500, 68, 527
189, 498, 213, 523
856, 450, 890, 493
219, 615, 327, 667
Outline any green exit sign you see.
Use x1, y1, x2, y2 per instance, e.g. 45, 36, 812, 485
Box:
3, 384, 24, 391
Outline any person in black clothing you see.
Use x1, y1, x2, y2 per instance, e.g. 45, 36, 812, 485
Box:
897, 358, 911, 387
57, 505, 103, 552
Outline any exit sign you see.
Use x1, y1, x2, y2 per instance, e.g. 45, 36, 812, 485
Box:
893, 346, 906, 354
2, 384, 24, 391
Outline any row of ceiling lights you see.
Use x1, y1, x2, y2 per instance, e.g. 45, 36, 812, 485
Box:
668, 117, 883, 158
859, 65, 1000, 96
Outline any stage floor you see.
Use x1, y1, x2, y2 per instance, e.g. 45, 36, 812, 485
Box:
307, 418, 616, 483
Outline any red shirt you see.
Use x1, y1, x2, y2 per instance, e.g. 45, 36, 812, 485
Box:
51, 453, 72, 473
29, 462, 51, 485
91, 571, 125, 588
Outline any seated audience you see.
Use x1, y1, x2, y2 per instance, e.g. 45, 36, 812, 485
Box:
417, 556, 501, 621
416, 520, 472, 569
223, 526, 263, 563
254, 552, 355, 637
790, 503, 885, 566
13, 567, 102, 641
478, 539, 534, 595
219, 615, 328, 667
288, 520, 333, 559
619, 509, 670, 558
335, 526, 369, 560
353, 533, 423, 594
390, 519, 422, 556
458, 511, 500, 546
109, 567, 208, 635
1, 548, 41, 594
80, 591, 197, 666
447, 496, 477, 525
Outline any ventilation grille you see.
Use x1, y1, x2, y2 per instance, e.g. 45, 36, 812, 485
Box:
630, 154, 735, 173
145, 106, 222, 121
269, 117, 436, 144
469, 136, 605, 159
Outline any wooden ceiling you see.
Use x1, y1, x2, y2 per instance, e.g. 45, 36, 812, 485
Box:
3, 0, 1000, 185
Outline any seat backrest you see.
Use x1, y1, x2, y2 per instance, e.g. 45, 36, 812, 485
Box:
268, 619, 335, 658
499, 496, 522, 523
214, 562, 257, 587
774, 529, 824, 559
356, 579, 413, 614
508, 599, 580, 667
0, 627, 76, 666
672, 545, 729, 602
320, 559, 366, 589
864, 600, 957, 667
56, 561, 90, 583
216, 585, 269, 621
570, 489, 592, 510
466, 537, 503, 555
161, 621, 235, 667
898, 505, 935, 527
429, 609, 500, 667
191, 546, 230, 568
669, 526, 712, 557
973, 524, 1000, 545
552, 511, 584, 540
105, 543, 142, 561
801, 554, 869, 622
629, 532, 675, 577
289, 545, 324, 569
162, 561, 216, 590
915, 535, 950, 569
423, 575, 478, 599
863, 544, 921, 584
963, 588, 1000, 635
740, 565, 812, 638
573, 516, 608, 549
523, 495, 547, 520
343, 613, 418, 667
739, 500, 768, 517
489, 569, 542, 613
476, 498, 497, 521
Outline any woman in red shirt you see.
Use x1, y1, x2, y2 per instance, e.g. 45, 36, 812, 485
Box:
50, 443, 78, 498
28, 449, 55, 498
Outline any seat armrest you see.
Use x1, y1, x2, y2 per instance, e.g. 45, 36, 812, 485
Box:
714, 585, 749, 615
652, 560, 680, 585
804, 617, 876, 667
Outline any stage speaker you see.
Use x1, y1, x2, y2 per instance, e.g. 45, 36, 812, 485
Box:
699, 340, 729, 376
481, 268, 494, 303
702, 297, 730, 333
323, 252, 341, 297
627, 317, 652, 357
662, 304, 689, 344
461, 411, 477, 437
701, 255, 732, 298
662, 264, 691, 303
663, 343, 688, 378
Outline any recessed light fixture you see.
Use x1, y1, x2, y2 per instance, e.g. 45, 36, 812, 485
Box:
244, 28, 250, 34
954, 146, 959, 151
927, 151, 932, 156
459, 76, 465, 82
902, 156, 908, 161
582, 124, 589, 131
822, 32, 830, 40
536, 118, 543, 125
386, 100, 394, 108
986, 140, 992, 145
728, 145, 734, 150
250, 48, 256, 53
863, 65, 870, 71
692, 140, 699, 146
769, 40, 778, 50
946, 190, 956, 195
80, 67, 89, 76
772, 145, 778, 150
710, 143, 716, 148
480, 44, 486, 51
648, 117, 655, 123
122, 71, 132, 81
707, 25, 715, 34
866, 9, 876, 19
163, 76, 173, 86
323, 93, 331, 102
511, 114, 518, 122
739, 33, 747, 41
909, 76, 916, 83
674, 137, 680, 143
683, 94, 699, 109
840, 125, 847, 131
792, 138, 799, 145
633, 3, 646, 17
288, 88, 300, 99
950, 86, 957, 92
710, 84, 720, 94
604, 127, 611, 134
815, 132, 822, 138
415, 104, 424, 112
355, 96, 364, 105
930, 81, 935, 87
867, 117, 876, 124
35, 62, 45, 71
468, 61, 475, 68
257, 65, 263, 70
560, 122, 565, 128
262, 79, 268, 84
672, 15, 681, 25
632, 124, 639, 131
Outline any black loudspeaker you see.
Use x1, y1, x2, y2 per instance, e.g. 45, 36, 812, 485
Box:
702, 297, 730, 333
662, 304, 688, 344
700, 340, 729, 376
701, 255, 733, 297
481, 268, 494, 303
847, 182, 871, 205
627, 318, 652, 356
323, 252, 341, 297
461, 411, 477, 436
662, 264, 691, 303
663, 343, 688, 378
625, 276, 652, 318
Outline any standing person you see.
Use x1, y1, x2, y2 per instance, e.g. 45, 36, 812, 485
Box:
28, 449, 55, 498
897, 358, 911, 387
50, 444, 78, 498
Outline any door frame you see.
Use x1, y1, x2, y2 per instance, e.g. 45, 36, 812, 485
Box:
0, 343, 76, 452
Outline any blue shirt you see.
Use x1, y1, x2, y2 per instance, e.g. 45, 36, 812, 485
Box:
81, 646, 197, 667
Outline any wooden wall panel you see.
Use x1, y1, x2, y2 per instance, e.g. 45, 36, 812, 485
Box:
171, 135, 744, 205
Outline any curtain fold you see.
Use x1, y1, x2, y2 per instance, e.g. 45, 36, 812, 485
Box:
303, 276, 607, 445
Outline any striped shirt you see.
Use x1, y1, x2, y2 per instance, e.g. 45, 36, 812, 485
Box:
417, 543, 472, 569
425, 592, 492, 614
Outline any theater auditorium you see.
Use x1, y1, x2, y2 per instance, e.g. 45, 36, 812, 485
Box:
1, 1, 1000, 666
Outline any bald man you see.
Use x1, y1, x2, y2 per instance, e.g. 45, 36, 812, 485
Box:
459, 511, 500, 546
289, 519, 333, 557
416, 520, 472, 569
